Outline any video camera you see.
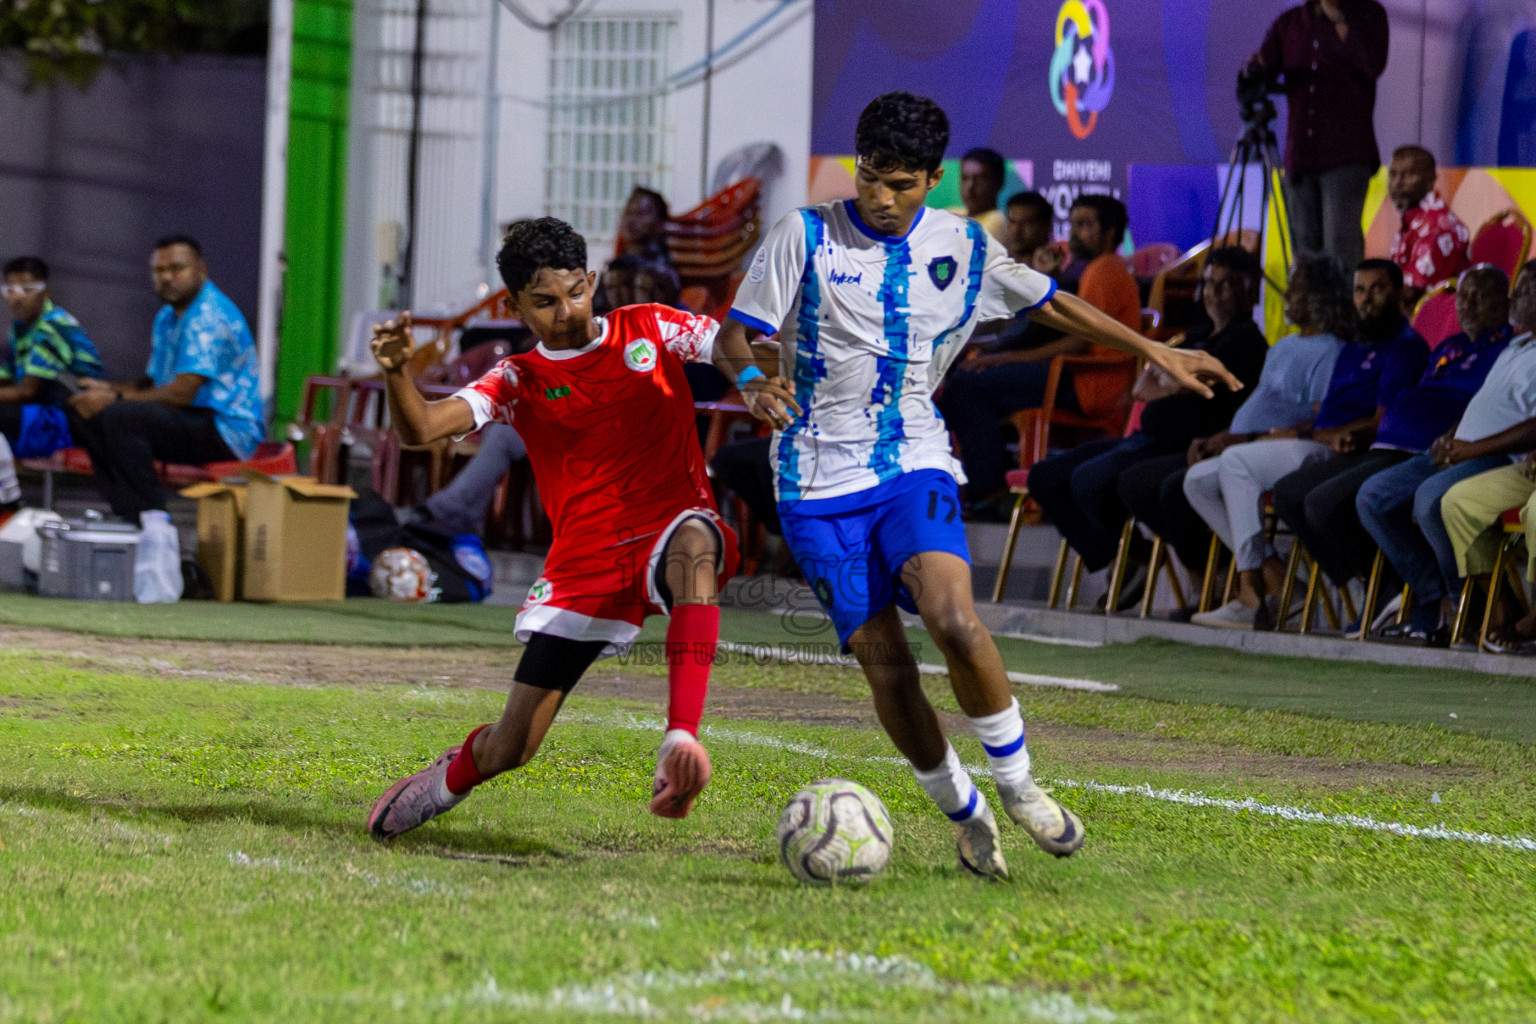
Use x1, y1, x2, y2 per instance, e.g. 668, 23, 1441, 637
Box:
1236, 61, 1282, 131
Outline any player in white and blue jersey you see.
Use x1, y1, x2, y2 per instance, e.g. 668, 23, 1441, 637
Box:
712, 92, 1240, 879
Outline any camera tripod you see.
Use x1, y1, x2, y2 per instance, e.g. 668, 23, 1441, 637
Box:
1209, 105, 1293, 283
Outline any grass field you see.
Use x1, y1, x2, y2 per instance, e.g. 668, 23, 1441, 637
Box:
3, 600, 1536, 1022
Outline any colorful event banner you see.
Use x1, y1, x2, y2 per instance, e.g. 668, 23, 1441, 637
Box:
811, 0, 1302, 231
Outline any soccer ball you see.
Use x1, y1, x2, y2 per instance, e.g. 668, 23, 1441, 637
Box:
369, 547, 437, 602
776, 779, 893, 885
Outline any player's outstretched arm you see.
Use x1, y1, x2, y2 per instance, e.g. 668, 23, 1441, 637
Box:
715, 316, 801, 430
372, 313, 476, 445
1027, 292, 1243, 399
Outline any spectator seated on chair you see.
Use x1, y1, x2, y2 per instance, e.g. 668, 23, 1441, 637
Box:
1029, 247, 1267, 608
947, 146, 1007, 243
0, 256, 105, 511
1387, 145, 1472, 313
1352, 265, 1523, 645
1180, 254, 1354, 629
953, 191, 1073, 362
939, 193, 1141, 520
1365, 263, 1536, 647
595, 186, 729, 407
395, 422, 529, 537
65, 235, 263, 526
1267, 259, 1431, 611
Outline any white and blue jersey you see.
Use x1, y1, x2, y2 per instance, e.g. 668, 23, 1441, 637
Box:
730, 199, 1057, 503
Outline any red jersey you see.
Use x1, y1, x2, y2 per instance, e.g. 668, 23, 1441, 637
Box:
455, 303, 721, 568
1389, 191, 1471, 292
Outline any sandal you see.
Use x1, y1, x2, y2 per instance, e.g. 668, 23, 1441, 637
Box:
1483, 620, 1536, 654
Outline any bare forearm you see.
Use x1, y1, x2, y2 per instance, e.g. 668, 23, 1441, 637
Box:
1465, 419, 1536, 459
1027, 292, 1151, 359
385, 370, 471, 445
714, 318, 764, 380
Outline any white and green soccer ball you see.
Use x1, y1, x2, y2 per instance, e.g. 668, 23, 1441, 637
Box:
777, 779, 893, 885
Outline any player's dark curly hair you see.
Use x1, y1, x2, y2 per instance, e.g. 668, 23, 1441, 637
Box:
1290, 253, 1357, 340
496, 217, 588, 297
855, 92, 950, 175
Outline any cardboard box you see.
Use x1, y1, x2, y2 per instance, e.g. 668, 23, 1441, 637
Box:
180, 480, 248, 602
239, 472, 356, 602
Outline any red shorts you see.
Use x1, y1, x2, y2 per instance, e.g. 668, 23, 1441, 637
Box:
513, 508, 739, 656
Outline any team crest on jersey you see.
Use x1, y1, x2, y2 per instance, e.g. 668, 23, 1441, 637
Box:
927, 255, 958, 291
525, 577, 552, 606
624, 339, 657, 372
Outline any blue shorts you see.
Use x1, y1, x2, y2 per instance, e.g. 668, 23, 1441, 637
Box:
778, 469, 971, 650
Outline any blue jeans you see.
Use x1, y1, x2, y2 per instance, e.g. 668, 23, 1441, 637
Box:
1355, 453, 1512, 606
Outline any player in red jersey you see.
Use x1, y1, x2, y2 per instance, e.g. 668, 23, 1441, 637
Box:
366, 218, 792, 840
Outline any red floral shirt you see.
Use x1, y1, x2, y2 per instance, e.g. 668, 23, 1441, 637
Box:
1389, 191, 1471, 292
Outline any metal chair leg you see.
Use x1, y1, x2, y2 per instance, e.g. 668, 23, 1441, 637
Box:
1314, 559, 1341, 632
1276, 541, 1304, 632
1047, 537, 1070, 610
1223, 557, 1238, 604
1450, 575, 1476, 647
1358, 550, 1384, 641
1066, 555, 1085, 611
1140, 535, 1164, 619
1199, 533, 1221, 613
1339, 578, 1358, 625
1105, 518, 1135, 617
1479, 538, 1513, 651
992, 493, 1028, 604
1165, 554, 1189, 611
1397, 584, 1411, 625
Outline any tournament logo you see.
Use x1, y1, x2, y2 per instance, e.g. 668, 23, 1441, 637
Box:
1049, 0, 1115, 140
623, 339, 657, 372
525, 577, 552, 606
927, 255, 957, 291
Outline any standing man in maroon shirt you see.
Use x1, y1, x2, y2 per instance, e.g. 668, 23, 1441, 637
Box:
1251, 0, 1390, 270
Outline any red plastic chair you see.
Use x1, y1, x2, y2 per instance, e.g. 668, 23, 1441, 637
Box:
1469, 209, 1532, 282
1130, 242, 1182, 280
1411, 281, 1461, 349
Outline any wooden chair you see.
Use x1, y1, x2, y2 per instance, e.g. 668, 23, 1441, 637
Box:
1469, 209, 1533, 283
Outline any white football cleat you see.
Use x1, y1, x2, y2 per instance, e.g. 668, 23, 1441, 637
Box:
955, 801, 1010, 880
996, 776, 1084, 858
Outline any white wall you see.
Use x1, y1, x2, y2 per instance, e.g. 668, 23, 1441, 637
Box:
340, 0, 813, 356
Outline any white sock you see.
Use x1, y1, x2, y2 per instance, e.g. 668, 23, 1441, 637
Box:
969, 697, 1032, 790
912, 743, 985, 823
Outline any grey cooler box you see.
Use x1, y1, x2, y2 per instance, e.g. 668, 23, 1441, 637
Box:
38, 518, 141, 601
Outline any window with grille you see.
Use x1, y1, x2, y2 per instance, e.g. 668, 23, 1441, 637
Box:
545, 16, 676, 254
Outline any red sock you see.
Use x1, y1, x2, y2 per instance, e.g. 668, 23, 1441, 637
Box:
445, 724, 490, 795
665, 604, 719, 736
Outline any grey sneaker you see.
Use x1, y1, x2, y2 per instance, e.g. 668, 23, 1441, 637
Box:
367, 746, 465, 840
955, 801, 1010, 880
996, 776, 1084, 857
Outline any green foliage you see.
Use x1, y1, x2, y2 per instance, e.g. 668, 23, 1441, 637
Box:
0, 0, 269, 86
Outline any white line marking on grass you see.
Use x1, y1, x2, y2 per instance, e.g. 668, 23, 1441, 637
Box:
716, 642, 1118, 692
1059, 778, 1536, 853
227, 851, 462, 896
444, 947, 1115, 1022
996, 631, 1106, 649
567, 712, 1536, 855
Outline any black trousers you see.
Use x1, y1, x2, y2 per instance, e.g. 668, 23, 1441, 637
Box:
709, 435, 780, 536
1270, 448, 1414, 586
67, 402, 235, 519
1116, 453, 1211, 575
1027, 434, 1173, 572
